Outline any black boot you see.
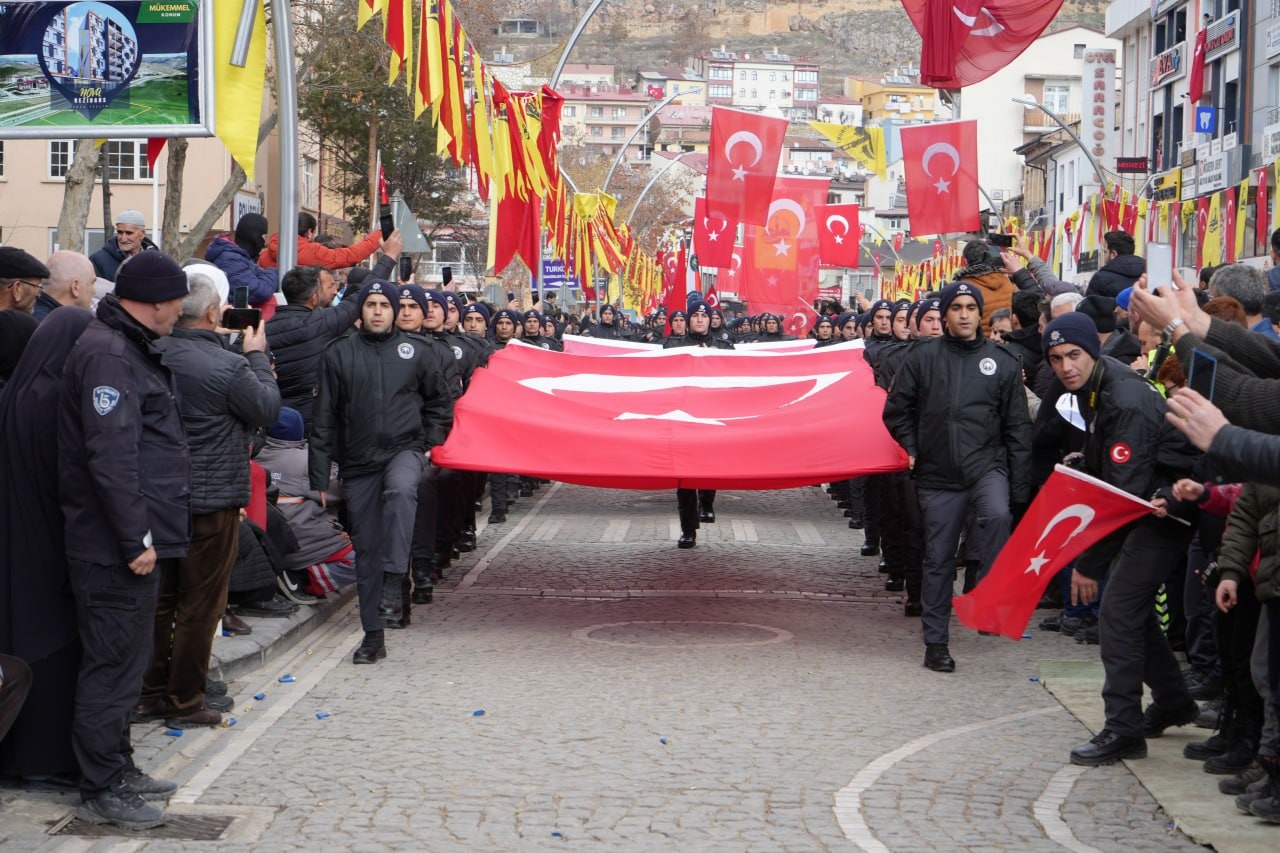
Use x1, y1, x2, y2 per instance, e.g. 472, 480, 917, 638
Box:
353, 630, 386, 664
399, 573, 412, 628
458, 525, 477, 552
411, 561, 434, 605
378, 573, 404, 629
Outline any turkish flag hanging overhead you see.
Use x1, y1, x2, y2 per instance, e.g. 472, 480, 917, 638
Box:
953, 465, 1155, 640
433, 342, 908, 489
901, 121, 980, 237
693, 197, 737, 268
816, 203, 862, 267
901, 0, 1066, 89
742, 177, 829, 315
706, 107, 788, 226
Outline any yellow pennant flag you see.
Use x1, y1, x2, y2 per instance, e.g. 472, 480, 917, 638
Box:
1203, 192, 1222, 266
357, 0, 387, 31
1235, 178, 1249, 262
1134, 197, 1149, 256
213, 1, 268, 182
807, 122, 886, 180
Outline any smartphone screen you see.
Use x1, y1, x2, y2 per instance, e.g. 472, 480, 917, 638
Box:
1147, 242, 1173, 290
1188, 350, 1217, 401
221, 307, 262, 331
988, 233, 1014, 248
379, 203, 394, 241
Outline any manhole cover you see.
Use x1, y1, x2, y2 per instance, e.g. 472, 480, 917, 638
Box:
51, 812, 236, 840
573, 620, 793, 648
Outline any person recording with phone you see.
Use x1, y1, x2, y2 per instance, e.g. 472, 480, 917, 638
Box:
145, 274, 280, 730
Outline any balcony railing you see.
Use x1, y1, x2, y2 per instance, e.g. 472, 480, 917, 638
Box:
1023, 110, 1080, 129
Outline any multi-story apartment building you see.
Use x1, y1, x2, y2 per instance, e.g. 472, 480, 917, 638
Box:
690, 47, 820, 121
558, 84, 653, 160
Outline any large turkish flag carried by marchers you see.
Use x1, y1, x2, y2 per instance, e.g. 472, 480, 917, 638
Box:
693, 197, 736, 268
901, 0, 1066, 89
816, 203, 862, 267
433, 342, 909, 489
953, 465, 1155, 640
901, 121, 980, 237
707, 107, 788, 226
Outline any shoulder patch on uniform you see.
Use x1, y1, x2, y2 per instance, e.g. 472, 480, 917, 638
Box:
979, 357, 997, 376
451, 345, 464, 361
1110, 443, 1131, 464
92, 386, 121, 416
397, 342, 415, 360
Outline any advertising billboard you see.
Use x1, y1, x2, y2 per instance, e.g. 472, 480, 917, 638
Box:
0, 0, 213, 138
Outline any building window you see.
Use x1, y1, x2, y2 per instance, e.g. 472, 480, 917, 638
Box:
709, 66, 731, 80
103, 140, 149, 181
769, 90, 777, 100
795, 70, 818, 84
564, 105, 576, 117
590, 106, 603, 118
1043, 85, 1070, 114
750, 88, 757, 98
709, 84, 732, 98
611, 107, 627, 119
795, 89, 817, 101
751, 71, 758, 81
611, 127, 625, 139
302, 155, 317, 207
769, 71, 776, 81
1074, 43, 1086, 59
739, 70, 747, 80
590, 126, 603, 137
738, 88, 745, 97
49, 140, 73, 178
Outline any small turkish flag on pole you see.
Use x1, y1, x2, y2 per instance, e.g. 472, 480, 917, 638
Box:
953, 465, 1156, 640
816, 203, 861, 267
693, 197, 736, 268
707, 107, 787, 226
901, 120, 981, 237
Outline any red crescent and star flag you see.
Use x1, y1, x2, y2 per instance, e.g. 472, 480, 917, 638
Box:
900, 120, 981, 237
706, 108, 788, 227
433, 343, 908, 489
901, 0, 1066, 89
816, 203, 862, 268
742, 176, 829, 333
953, 465, 1156, 640
693, 197, 737, 269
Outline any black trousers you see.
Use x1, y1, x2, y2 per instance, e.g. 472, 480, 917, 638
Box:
0, 653, 32, 746
1217, 574, 1264, 743
1183, 536, 1222, 678
862, 476, 881, 547
882, 471, 924, 599
489, 473, 515, 514
69, 559, 163, 798
676, 489, 716, 535
1099, 519, 1196, 738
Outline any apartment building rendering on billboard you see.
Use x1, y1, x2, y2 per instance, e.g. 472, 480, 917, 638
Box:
41, 5, 137, 85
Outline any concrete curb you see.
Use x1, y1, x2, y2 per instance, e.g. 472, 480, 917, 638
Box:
207, 587, 356, 684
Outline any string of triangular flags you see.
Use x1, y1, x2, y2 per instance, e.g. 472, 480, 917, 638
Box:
357, 0, 657, 297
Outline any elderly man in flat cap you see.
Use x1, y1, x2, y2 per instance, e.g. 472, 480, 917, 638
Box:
91, 210, 158, 282
0, 246, 51, 314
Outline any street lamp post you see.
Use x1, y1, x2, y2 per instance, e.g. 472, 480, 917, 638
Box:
1012, 95, 1108, 187
625, 152, 694, 227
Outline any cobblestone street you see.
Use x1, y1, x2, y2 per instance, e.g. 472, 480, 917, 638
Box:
2, 482, 1230, 850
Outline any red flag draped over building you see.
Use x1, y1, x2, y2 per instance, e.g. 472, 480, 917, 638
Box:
953, 465, 1155, 639
901, 0, 1066, 89
1257, 168, 1270, 256
433, 343, 909, 489
816, 203, 862, 268
742, 177, 829, 317
693, 197, 737, 268
1188, 29, 1208, 105
706, 108, 788, 226
900, 121, 980, 236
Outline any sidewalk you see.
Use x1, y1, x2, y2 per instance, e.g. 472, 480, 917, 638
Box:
208, 587, 356, 684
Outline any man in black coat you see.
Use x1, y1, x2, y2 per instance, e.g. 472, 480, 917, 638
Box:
1087, 231, 1145, 298
59, 253, 191, 829
311, 281, 453, 663
884, 282, 1032, 673
1039, 314, 1200, 766
264, 235, 400, 431
142, 271, 280, 728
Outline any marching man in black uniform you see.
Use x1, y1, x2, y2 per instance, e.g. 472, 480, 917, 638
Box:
1039, 313, 1201, 766
665, 300, 733, 548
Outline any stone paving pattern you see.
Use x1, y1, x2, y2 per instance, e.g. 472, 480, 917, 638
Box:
2, 482, 1213, 850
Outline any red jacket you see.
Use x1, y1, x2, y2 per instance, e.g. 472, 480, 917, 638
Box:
258, 231, 382, 270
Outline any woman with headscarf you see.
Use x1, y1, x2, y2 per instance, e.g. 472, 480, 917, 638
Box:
204, 213, 281, 318
0, 307, 93, 781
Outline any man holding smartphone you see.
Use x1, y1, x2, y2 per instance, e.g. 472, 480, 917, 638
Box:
1041, 313, 1201, 765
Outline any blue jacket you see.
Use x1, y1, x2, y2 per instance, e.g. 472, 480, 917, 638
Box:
206, 236, 279, 305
